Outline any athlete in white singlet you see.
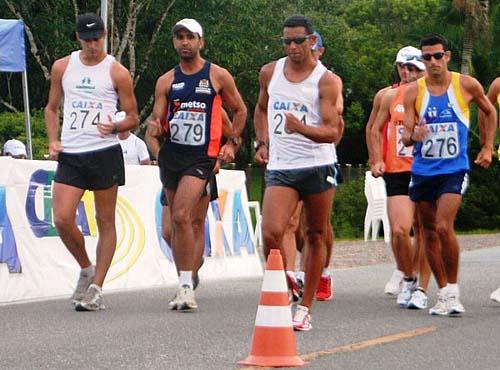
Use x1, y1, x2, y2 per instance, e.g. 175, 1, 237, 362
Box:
45, 13, 139, 311
254, 15, 341, 331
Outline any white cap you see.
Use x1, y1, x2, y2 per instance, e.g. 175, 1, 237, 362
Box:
172, 18, 203, 37
3, 139, 27, 157
395, 46, 425, 71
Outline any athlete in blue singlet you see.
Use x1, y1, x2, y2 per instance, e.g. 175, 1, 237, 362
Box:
402, 34, 497, 316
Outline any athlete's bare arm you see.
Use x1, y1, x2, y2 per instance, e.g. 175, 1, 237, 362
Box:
366, 86, 391, 164
212, 65, 247, 138
147, 71, 175, 141
370, 89, 397, 177
402, 82, 424, 146
461, 75, 497, 168
285, 71, 340, 143
97, 62, 139, 136
253, 62, 275, 165
479, 77, 500, 146
44, 56, 70, 158
333, 73, 345, 146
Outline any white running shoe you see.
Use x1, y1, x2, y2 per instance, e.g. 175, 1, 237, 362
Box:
70, 267, 95, 305
490, 287, 500, 303
397, 279, 417, 307
168, 285, 198, 311
429, 292, 449, 316
407, 289, 428, 310
75, 284, 105, 311
384, 269, 404, 296
293, 305, 312, 331
446, 293, 465, 315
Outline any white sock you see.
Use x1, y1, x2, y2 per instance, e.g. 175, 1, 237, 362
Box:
82, 265, 95, 276
286, 270, 295, 278
89, 283, 102, 293
179, 271, 193, 289
295, 271, 305, 282
439, 286, 448, 295
322, 268, 330, 277
447, 283, 459, 295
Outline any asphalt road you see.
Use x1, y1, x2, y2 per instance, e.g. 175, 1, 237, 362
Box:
1, 246, 500, 370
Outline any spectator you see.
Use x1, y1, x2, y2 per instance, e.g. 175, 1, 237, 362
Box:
2, 139, 27, 159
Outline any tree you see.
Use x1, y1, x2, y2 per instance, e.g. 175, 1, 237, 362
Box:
452, 0, 490, 75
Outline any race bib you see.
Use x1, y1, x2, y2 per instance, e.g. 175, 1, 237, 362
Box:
169, 111, 206, 146
421, 122, 459, 159
396, 125, 413, 158
271, 112, 306, 136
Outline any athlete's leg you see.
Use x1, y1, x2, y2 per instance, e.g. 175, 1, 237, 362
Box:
167, 176, 207, 273
261, 186, 300, 267
324, 188, 336, 268
413, 214, 431, 290
435, 194, 462, 284
301, 188, 334, 309
417, 201, 447, 289
192, 193, 210, 282
387, 195, 415, 278
52, 183, 89, 268
161, 204, 172, 246
92, 185, 119, 287
283, 202, 302, 272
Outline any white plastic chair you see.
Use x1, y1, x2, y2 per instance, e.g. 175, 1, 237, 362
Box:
364, 171, 390, 242
248, 201, 262, 248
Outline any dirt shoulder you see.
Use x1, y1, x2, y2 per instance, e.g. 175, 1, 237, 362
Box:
331, 233, 500, 270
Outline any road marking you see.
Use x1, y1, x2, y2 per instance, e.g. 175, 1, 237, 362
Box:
239, 326, 436, 370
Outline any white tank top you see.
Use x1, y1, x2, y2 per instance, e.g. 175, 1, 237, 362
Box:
61, 51, 119, 153
267, 57, 334, 170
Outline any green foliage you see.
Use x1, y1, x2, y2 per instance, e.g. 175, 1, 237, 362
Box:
332, 177, 366, 239
0, 111, 48, 159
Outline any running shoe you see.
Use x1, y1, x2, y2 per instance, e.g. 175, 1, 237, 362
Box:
315, 275, 333, 301
446, 293, 465, 315
286, 274, 302, 302
70, 267, 95, 305
429, 292, 448, 316
490, 287, 500, 303
75, 284, 105, 311
293, 305, 312, 331
384, 269, 404, 296
397, 278, 417, 307
168, 285, 198, 311
407, 289, 428, 310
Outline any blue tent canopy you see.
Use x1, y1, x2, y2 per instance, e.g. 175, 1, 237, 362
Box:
0, 19, 26, 72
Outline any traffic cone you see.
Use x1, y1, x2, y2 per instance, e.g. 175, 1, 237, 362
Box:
239, 249, 305, 367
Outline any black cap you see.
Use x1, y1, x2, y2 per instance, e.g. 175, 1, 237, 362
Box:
76, 13, 105, 40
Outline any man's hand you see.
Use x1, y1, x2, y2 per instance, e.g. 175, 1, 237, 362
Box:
48, 141, 63, 160
284, 113, 302, 134
255, 145, 268, 165
97, 115, 116, 137
218, 143, 236, 164
370, 161, 385, 178
474, 146, 493, 168
411, 119, 429, 142
148, 117, 164, 138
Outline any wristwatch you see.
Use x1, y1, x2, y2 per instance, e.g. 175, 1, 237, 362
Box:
254, 140, 268, 151
227, 136, 240, 146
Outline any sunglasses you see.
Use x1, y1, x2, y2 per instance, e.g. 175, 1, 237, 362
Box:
281, 35, 312, 45
421, 52, 446, 61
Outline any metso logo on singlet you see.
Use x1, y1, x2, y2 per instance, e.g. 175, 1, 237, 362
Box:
75, 77, 95, 91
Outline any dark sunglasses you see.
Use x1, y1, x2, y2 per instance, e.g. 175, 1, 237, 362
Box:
421, 52, 446, 61
281, 35, 312, 45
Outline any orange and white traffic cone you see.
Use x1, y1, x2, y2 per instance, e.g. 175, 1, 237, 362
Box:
239, 249, 305, 367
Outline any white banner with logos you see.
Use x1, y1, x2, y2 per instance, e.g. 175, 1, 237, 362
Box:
0, 157, 262, 304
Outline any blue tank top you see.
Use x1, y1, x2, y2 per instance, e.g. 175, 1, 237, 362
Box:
164, 61, 223, 158
412, 73, 470, 176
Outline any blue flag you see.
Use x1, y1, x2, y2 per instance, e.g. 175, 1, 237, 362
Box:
0, 19, 26, 72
